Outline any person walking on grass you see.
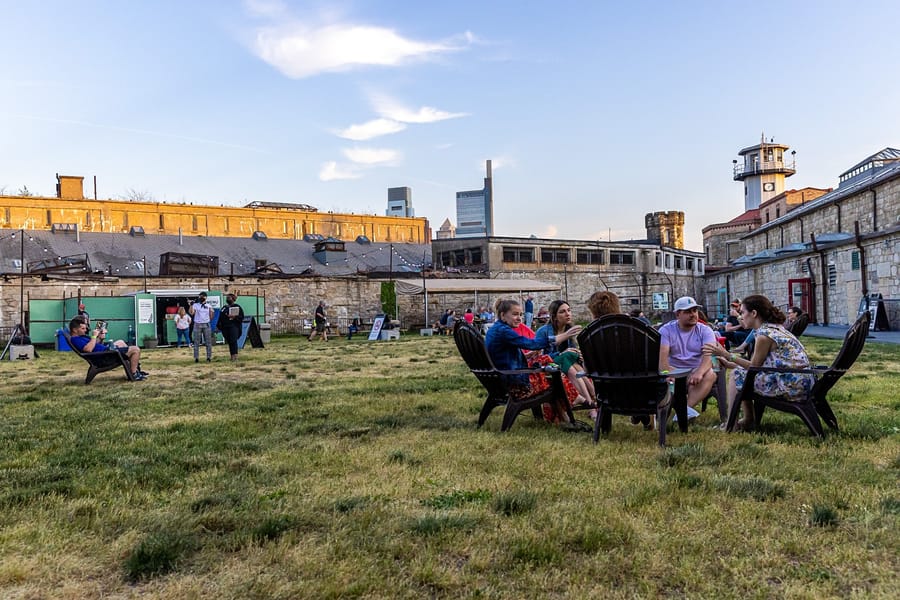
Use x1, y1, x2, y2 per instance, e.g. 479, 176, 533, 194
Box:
218, 293, 245, 361
190, 292, 214, 362
308, 300, 329, 341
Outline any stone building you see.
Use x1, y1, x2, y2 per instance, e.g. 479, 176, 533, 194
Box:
0, 174, 429, 243
431, 211, 705, 321
704, 146, 900, 326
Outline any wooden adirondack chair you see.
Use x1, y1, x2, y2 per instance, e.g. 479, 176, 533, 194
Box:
726, 311, 869, 436
453, 321, 572, 431
61, 329, 135, 384
577, 314, 690, 446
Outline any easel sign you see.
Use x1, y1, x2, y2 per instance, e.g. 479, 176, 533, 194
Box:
368, 315, 386, 341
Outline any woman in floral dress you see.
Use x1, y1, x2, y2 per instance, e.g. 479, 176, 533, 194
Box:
703, 294, 814, 431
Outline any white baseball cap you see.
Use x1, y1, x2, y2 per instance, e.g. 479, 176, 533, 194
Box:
673, 296, 701, 311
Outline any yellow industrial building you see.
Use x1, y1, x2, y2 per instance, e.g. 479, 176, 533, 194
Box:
0, 174, 429, 243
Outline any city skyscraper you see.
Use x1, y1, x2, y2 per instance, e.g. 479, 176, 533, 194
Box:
386, 187, 414, 217
455, 160, 493, 238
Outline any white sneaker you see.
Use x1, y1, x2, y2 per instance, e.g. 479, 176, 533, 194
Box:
672, 406, 701, 423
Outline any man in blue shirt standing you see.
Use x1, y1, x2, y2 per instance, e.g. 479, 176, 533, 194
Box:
523, 294, 534, 329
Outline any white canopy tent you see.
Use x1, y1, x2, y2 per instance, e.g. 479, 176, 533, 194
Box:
394, 278, 561, 326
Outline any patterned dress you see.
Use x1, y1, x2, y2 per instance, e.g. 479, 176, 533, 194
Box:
733, 323, 815, 399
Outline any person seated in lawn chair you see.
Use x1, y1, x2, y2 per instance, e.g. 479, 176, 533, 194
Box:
485, 298, 588, 431
659, 297, 717, 423
68, 316, 148, 381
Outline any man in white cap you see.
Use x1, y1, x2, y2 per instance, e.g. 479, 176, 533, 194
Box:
658, 296, 717, 421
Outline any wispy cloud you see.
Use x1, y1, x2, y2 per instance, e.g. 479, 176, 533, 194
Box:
243, 0, 288, 19
542, 225, 559, 238
318, 161, 361, 181
371, 94, 468, 124
342, 147, 401, 166
335, 118, 406, 141
252, 21, 469, 79
480, 155, 516, 171
5, 113, 268, 154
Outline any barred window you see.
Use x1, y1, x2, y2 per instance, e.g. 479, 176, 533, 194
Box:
828, 263, 837, 289
576, 249, 604, 265
541, 248, 570, 263
851, 250, 860, 271
610, 251, 635, 265
502, 247, 534, 263
674, 256, 683, 270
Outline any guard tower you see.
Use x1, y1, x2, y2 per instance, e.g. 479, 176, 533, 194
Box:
733, 134, 796, 211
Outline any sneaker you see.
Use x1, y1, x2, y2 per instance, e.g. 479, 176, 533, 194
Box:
132, 372, 146, 381
672, 406, 701, 423
206, 357, 211, 362
195, 358, 199, 363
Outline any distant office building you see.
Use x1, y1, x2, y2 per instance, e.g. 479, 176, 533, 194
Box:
386, 187, 414, 217
435, 218, 456, 239
455, 160, 493, 238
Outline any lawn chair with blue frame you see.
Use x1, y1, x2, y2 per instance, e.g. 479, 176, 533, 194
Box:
60, 329, 135, 384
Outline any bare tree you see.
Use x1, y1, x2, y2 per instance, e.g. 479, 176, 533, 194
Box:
120, 188, 155, 202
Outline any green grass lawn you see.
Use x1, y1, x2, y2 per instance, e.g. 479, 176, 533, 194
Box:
1, 334, 898, 598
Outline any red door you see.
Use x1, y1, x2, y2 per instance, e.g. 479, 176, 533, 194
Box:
788, 279, 811, 315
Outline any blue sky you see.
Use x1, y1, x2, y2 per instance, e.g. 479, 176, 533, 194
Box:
3, 0, 900, 250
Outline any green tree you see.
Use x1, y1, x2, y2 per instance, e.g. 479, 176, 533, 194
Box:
380, 282, 397, 317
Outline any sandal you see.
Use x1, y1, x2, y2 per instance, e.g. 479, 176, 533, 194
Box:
572, 396, 598, 410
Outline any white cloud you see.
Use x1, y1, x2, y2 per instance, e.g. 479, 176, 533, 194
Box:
342, 147, 401, 166
253, 23, 465, 78
335, 118, 406, 141
243, 0, 287, 19
542, 225, 558, 238
479, 155, 516, 171
371, 93, 468, 124
318, 161, 361, 181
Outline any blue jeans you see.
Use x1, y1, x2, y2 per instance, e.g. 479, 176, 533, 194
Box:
176, 328, 191, 347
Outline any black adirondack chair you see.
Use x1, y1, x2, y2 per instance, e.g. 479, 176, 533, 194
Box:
726, 311, 869, 436
453, 321, 572, 431
786, 313, 810, 337
701, 367, 729, 424
577, 314, 690, 446
61, 329, 135, 384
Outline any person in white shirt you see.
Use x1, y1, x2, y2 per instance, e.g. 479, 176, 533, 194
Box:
190, 292, 214, 362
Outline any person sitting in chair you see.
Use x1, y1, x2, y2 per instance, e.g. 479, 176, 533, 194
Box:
703, 295, 814, 432
658, 296, 717, 422
68, 316, 147, 381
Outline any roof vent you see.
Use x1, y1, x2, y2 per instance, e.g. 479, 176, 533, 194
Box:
356, 235, 371, 244
129, 226, 145, 237
252, 230, 268, 240
303, 233, 325, 243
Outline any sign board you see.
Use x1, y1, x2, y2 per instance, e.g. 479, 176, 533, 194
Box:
652, 292, 669, 310
368, 315, 386, 341
858, 294, 889, 331
138, 298, 154, 324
